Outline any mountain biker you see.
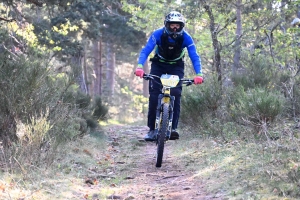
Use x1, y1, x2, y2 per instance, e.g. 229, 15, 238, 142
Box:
135, 11, 203, 141
291, 17, 300, 27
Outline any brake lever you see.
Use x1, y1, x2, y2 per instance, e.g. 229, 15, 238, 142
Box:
143, 74, 154, 81
186, 82, 193, 86
182, 80, 194, 86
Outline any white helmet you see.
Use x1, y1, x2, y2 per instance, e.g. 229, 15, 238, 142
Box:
291, 17, 300, 27
164, 11, 185, 36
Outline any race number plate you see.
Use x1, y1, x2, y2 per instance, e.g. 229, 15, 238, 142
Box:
160, 74, 180, 87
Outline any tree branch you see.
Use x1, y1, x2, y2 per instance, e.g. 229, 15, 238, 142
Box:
0, 16, 15, 22
264, 30, 275, 64
217, 15, 237, 34
26, 0, 43, 7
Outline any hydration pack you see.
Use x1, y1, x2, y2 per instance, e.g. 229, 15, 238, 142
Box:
157, 32, 183, 61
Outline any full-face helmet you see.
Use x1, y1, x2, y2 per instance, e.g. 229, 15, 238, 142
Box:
164, 11, 185, 36
291, 17, 300, 27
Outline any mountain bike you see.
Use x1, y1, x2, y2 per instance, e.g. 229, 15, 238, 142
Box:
143, 73, 195, 167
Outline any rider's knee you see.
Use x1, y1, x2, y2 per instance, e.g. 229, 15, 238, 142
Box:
170, 88, 182, 97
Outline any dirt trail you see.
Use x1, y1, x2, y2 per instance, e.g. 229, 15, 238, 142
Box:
102, 125, 224, 200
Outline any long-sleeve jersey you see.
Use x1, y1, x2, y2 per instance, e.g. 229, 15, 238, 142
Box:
138, 27, 202, 75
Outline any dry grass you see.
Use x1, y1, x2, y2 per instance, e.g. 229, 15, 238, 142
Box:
0, 125, 148, 200
1, 130, 106, 199
1, 122, 300, 199
170, 124, 300, 199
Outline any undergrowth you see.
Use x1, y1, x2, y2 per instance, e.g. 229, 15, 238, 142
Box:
173, 122, 300, 199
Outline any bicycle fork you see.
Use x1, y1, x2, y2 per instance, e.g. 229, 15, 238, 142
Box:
154, 94, 175, 141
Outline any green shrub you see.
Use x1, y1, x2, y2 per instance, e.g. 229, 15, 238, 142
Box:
232, 55, 276, 90
181, 75, 222, 121
180, 75, 223, 136
229, 86, 285, 125
281, 75, 300, 117
92, 95, 109, 120
0, 52, 102, 170
76, 91, 91, 109
60, 92, 109, 130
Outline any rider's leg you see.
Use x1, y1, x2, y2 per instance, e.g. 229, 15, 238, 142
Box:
145, 61, 184, 140
144, 62, 164, 141
169, 90, 181, 140
147, 62, 164, 130
147, 93, 159, 130
171, 93, 181, 130
167, 64, 184, 140
168, 64, 184, 131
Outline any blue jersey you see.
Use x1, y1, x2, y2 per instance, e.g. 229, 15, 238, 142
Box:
138, 27, 202, 75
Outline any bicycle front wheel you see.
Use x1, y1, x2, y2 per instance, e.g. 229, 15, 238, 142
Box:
156, 103, 169, 168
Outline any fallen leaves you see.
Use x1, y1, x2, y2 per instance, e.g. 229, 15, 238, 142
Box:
83, 149, 93, 157
0, 182, 6, 192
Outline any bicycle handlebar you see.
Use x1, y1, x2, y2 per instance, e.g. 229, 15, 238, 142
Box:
142, 73, 195, 86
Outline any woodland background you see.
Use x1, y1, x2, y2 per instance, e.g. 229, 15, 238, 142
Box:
0, 0, 300, 199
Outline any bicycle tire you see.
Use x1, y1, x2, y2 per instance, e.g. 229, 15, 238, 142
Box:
156, 103, 169, 168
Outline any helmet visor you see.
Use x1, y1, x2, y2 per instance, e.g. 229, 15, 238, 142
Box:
166, 22, 184, 34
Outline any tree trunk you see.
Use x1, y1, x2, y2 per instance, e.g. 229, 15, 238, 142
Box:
99, 39, 103, 95
232, 0, 242, 76
83, 42, 89, 94
106, 42, 115, 95
202, 2, 222, 82
92, 39, 102, 96
143, 60, 149, 97
72, 52, 87, 93
92, 40, 99, 96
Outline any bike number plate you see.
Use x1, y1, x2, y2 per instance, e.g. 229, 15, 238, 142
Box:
160, 74, 180, 87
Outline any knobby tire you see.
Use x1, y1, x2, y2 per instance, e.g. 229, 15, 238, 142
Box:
156, 103, 169, 168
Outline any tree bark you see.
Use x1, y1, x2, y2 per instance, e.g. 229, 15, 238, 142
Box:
202, 1, 222, 82
99, 39, 103, 95
83, 42, 89, 94
143, 60, 149, 97
92, 40, 98, 96
233, 0, 242, 76
106, 42, 115, 95
92, 39, 102, 96
72, 52, 87, 94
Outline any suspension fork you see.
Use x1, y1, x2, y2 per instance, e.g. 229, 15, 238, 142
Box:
154, 94, 175, 139
167, 96, 175, 137
154, 94, 163, 136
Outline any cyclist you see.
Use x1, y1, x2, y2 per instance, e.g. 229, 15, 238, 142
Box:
291, 17, 300, 27
291, 17, 300, 47
135, 11, 203, 141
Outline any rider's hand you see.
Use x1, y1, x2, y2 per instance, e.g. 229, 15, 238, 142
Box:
194, 74, 203, 84
135, 64, 144, 78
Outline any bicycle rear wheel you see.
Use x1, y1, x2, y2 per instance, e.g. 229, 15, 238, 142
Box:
156, 103, 169, 168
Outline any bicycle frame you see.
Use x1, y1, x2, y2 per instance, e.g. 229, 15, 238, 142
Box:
144, 74, 192, 141
154, 75, 178, 141
143, 73, 194, 167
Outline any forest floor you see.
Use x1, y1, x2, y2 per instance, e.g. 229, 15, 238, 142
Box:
95, 124, 225, 200
1, 123, 300, 199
